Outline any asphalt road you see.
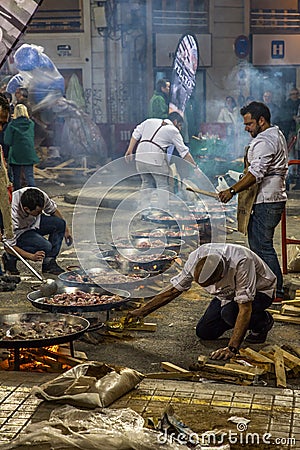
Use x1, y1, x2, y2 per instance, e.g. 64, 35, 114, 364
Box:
0, 176, 300, 388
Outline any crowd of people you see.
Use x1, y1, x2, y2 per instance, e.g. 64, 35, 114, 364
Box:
0, 76, 295, 357
123, 81, 291, 358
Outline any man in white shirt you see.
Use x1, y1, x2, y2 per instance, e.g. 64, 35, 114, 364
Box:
125, 112, 199, 209
218, 101, 288, 301
125, 243, 276, 361
2, 187, 73, 275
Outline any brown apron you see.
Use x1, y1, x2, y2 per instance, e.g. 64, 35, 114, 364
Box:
237, 146, 258, 235
0, 148, 13, 239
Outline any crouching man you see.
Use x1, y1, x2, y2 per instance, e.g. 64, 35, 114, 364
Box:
126, 243, 276, 360
2, 187, 73, 275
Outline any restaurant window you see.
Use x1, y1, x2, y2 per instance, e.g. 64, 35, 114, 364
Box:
152, 0, 209, 34
27, 0, 83, 33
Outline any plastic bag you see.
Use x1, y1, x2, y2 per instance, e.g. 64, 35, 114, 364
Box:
287, 241, 300, 272
31, 361, 143, 408
1, 405, 189, 450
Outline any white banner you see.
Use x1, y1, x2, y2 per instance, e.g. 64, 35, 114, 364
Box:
169, 34, 199, 117
0, 0, 44, 69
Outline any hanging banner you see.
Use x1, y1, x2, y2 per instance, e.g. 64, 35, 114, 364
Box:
0, 0, 44, 70
169, 34, 199, 117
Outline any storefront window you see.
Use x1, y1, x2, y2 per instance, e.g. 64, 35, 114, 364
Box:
27, 0, 83, 33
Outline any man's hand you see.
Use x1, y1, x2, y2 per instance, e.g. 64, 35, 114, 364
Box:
124, 309, 144, 326
210, 346, 236, 361
30, 251, 46, 262
125, 150, 133, 162
218, 189, 234, 204
64, 230, 73, 246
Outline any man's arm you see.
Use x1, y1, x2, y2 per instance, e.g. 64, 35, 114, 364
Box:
125, 136, 139, 162
52, 208, 73, 246
210, 302, 252, 360
218, 171, 256, 203
126, 286, 181, 322
5, 244, 45, 262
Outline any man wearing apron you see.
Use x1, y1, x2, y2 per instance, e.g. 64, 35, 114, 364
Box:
218, 101, 288, 302
125, 112, 199, 210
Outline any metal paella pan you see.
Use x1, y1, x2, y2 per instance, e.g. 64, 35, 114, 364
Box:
145, 211, 209, 225
95, 248, 178, 272
27, 285, 131, 314
58, 267, 150, 289
0, 312, 90, 349
110, 237, 185, 253
130, 228, 199, 243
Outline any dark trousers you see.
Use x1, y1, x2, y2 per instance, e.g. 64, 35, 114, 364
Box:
196, 293, 273, 340
248, 202, 285, 298
7, 214, 65, 262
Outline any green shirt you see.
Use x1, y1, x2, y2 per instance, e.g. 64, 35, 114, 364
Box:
4, 117, 39, 165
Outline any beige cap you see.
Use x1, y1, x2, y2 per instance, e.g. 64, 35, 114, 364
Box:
196, 254, 225, 285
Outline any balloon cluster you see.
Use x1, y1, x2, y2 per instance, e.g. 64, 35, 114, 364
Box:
7, 44, 65, 104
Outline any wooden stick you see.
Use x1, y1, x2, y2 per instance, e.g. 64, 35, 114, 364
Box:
274, 347, 286, 388
186, 186, 219, 199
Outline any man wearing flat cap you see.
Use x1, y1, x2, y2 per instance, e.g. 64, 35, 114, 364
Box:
126, 243, 276, 360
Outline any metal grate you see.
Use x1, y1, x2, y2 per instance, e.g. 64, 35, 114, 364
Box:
251, 9, 300, 33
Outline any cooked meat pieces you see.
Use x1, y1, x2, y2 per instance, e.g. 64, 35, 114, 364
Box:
66, 272, 146, 285
44, 291, 124, 306
0, 319, 84, 341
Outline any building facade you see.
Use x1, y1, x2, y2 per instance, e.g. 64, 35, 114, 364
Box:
17, 0, 300, 156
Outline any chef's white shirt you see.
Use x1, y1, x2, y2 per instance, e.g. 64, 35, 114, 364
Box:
5, 187, 57, 247
247, 126, 288, 204
133, 118, 189, 166
171, 243, 276, 306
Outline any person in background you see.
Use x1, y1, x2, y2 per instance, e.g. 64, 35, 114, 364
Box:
262, 90, 280, 125
124, 112, 199, 210
218, 101, 288, 302
148, 78, 170, 119
217, 96, 238, 124
126, 243, 276, 360
2, 187, 73, 275
4, 104, 39, 191
278, 87, 300, 141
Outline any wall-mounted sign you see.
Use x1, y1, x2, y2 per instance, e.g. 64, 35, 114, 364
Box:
57, 44, 72, 57
234, 35, 250, 59
253, 35, 300, 65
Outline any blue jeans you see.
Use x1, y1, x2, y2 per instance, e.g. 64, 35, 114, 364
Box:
196, 294, 273, 340
248, 201, 285, 298
11, 165, 35, 191
7, 214, 66, 263
136, 160, 170, 209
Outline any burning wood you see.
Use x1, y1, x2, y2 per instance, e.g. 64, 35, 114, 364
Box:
0, 344, 88, 372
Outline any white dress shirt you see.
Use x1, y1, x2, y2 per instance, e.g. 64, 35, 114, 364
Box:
171, 243, 276, 306
247, 126, 288, 204
132, 118, 189, 166
5, 187, 57, 246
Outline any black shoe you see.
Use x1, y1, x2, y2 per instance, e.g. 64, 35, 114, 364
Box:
2, 252, 20, 275
42, 260, 64, 275
244, 313, 274, 344
0, 281, 16, 292
0, 275, 21, 284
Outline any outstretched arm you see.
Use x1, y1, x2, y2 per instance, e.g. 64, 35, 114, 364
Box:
125, 137, 139, 162
126, 286, 181, 322
210, 301, 252, 360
